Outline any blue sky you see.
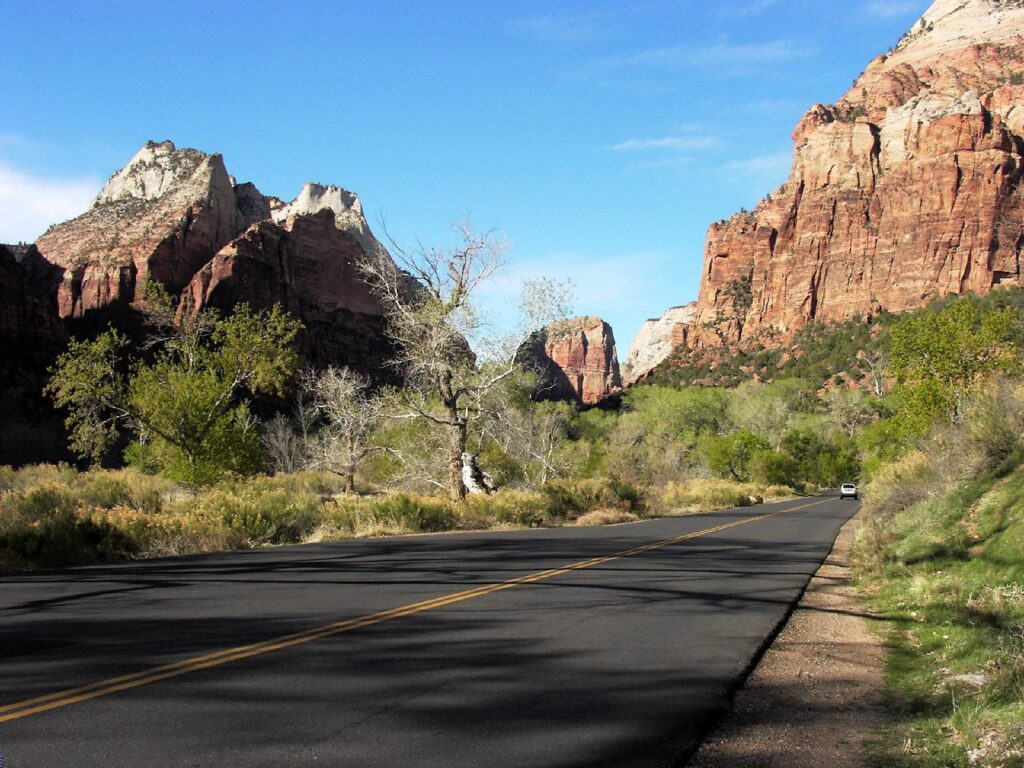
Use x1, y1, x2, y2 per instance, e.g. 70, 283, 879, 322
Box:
1, 0, 930, 349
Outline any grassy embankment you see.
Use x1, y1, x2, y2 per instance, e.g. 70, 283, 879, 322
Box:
855, 454, 1024, 767
0, 464, 793, 572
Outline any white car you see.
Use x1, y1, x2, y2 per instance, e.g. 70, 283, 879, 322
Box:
840, 483, 858, 500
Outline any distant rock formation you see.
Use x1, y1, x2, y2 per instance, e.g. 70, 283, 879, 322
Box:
30, 140, 395, 377
522, 316, 622, 405
621, 303, 696, 384
669, 0, 1024, 353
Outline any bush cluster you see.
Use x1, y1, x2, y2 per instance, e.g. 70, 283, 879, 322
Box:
0, 469, 664, 571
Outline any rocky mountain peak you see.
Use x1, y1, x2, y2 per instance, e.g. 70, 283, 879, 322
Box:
271, 182, 376, 252
34, 140, 268, 320
23, 139, 399, 378
92, 140, 230, 208
835, 0, 1024, 122
271, 182, 362, 220
894, 0, 1024, 58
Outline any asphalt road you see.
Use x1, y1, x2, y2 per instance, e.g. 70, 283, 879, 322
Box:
0, 495, 858, 768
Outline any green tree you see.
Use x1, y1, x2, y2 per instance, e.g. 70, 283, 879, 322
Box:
623, 385, 730, 439
47, 296, 301, 484
701, 430, 769, 481
888, 297, 1022, 426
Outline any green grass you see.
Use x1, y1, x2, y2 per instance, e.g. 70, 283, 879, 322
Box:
855, 467, 1024, 767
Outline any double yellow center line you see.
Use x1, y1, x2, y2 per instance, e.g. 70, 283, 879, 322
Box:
0, 498, 826, 723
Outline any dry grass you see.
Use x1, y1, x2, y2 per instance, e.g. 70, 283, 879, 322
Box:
575, 508, 640, 526
0, 465, 662, 570
656, 478, 794, 515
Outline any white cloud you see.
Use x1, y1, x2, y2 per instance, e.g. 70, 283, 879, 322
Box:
568, 38, 817, 90
507, 9, 621, 43
725, 0, 783, 16
509, 14, 594, 43
726, 152, 792, 175
723, 151, 793, 194
0, 162, 99, 243
861, 1, 923, 19
612, 135, 721, 152
618, 39, 815, 69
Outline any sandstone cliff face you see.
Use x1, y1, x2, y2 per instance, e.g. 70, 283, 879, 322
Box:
526, 316, 622, 405
179, 202, 394, 376
688, 0, 1024, 349
35, 141, 268, 323
622, 303, 696, 384
29, 141, 395, 377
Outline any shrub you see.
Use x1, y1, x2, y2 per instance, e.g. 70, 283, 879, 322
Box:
541, 477, 645, 519
964, 379, 1024, 474
370, 494, 456, 533
189, 481, 322, 545
658, 479, 757, 512
7, 486, 80, 520
461, 490, 552, 528
575, 508, 639, 526
0, 510, 137, 568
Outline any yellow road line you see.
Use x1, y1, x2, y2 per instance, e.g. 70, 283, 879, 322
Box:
0, 498, 828, 723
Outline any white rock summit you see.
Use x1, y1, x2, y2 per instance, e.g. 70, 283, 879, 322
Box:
271, 182, 376, 253
621, 303, 696, 384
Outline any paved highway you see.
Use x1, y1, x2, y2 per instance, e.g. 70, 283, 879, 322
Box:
0, 495, 858, 767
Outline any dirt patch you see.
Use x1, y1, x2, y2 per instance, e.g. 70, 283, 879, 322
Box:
687, 508, 885, 768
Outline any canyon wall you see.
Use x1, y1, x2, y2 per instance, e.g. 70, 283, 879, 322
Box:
685, 0, 1024, 350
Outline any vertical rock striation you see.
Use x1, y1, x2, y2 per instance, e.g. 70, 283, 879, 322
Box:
525, 316, 622, 405
683, 0, 1024, 350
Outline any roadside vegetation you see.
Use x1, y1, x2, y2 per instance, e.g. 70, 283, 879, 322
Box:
843, 292, 1024, 767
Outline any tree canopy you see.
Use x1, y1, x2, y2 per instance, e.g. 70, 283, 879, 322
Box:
47, 293, 301, 484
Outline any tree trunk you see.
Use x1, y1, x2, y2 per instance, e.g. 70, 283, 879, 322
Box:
344, 435, 357, 494
447, 420, 467, 501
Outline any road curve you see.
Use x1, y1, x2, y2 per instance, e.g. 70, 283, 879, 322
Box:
0, 495, 858, 767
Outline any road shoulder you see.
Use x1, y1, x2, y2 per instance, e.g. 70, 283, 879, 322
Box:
687, 505, 885, 768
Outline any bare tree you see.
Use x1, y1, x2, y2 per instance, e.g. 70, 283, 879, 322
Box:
307, 366, 385, 493
824, 388, 878, 438
262, 369, 320, 474
358, 224, 571, 500
862, 348, 889, 397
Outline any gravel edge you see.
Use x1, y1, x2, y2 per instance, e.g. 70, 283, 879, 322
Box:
685, 506, 886, 768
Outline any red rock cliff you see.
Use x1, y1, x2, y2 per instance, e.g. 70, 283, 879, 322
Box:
35, 141, 267, 323
689, 0, 1024, 349
31, 142, 396, 377
179, 190, 394, 377
525, 316, 622, 405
